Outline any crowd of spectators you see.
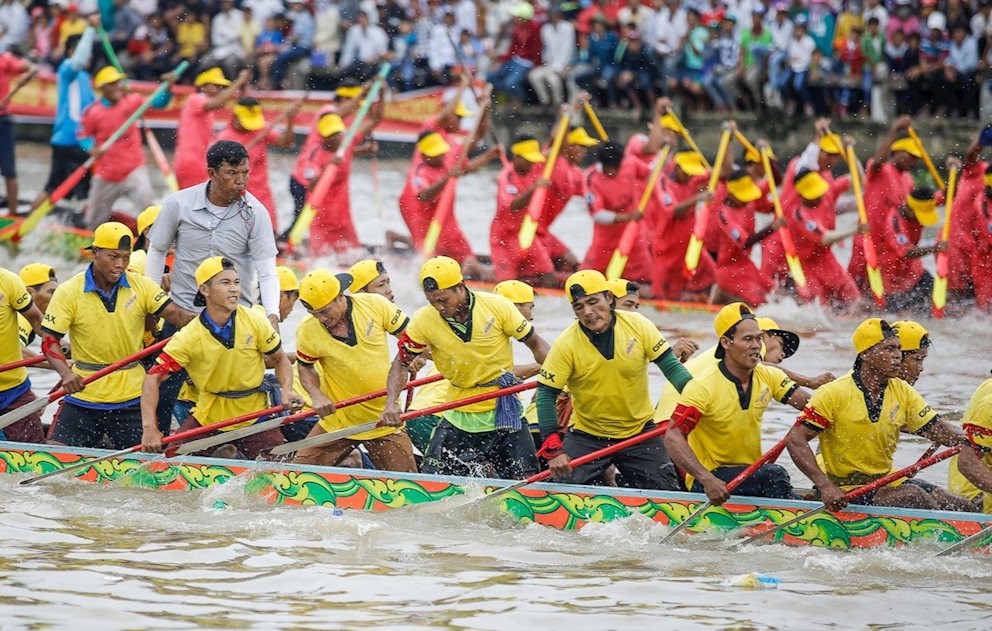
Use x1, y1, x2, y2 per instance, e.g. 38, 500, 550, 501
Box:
0, 0, 989, 119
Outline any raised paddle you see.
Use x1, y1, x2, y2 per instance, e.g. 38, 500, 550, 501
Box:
684, 127, 731, 278
759, 145, 810, 298
932, 164, 959, 318
606, 144, 671, 280
12, 61, 189, 241
287, 64, 390, 247
737, 445, 963, 547
845, 144, 886, 307
664, 109, 710, 169
245, 92, 308, 151
519, 107, 571, 249
272, 379, 537, 456
18, 403, 285, 485
933, 522, 992, 557
907, 126, 945, 190
659, 428, 795, 544
177, 372, 446, 455
0, 337, 171, 430
0, 355, 45, 373
582, 101, 608, 141
144, 126, 178, 192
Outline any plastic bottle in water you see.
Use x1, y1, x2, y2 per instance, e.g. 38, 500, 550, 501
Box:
722, 572, 780, 589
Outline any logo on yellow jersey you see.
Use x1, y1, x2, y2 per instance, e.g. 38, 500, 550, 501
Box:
246, 334, 255, 346
483, 316, 495, 335
625, 337, 637, 355
889, 404, 902, 420
758, 387, 770, 405
124, 294, 137, 310
365, 319, 375, 337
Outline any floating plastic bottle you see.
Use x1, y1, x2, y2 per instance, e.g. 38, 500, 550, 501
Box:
722, 572, 780, 589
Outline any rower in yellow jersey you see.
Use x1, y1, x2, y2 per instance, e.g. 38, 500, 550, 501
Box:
292, 269, 417, 471
348, 259, 395, 302
381, 256, 550, 479
42, 223, 195, 449
0, 266, 45, 443
954, 374, 992, 513
786, 318, 974, 511
664, 303, 811, 503
536, 270, 693, 490
16, 263, 59, 356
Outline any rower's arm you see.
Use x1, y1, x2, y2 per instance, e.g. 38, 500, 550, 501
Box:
205, 69, 250, 111
784, 387, 811, 410
916, 418, 968, 447
21, 302, 43, 337
522, 331, 550, 364
662, 405, 729, 505
380, 355, 413, 426
271, 348, 304, 410
513, 363, 541, 379
786, 422, 847, 511
140, 370, 170, 451
776, 366, 836, 390
159, 302, 196, 328
299, 361, 336, 417
535, 383, 562, 440
653, 349, 692, 393
958, 445, 992, 493
509, 177, 548, 211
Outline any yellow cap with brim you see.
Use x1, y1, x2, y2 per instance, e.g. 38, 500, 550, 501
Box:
234, 104, 266, 131
137, 205, 161, 237
94, 66, 127, 88
420, 256, 463, 291
90, 221, 133, 251
348, 259, 386, 292
128, 249, 147, 276
985, 173, 992, 188
819, 134, 843, 155
565, 269, 609, 303
19, 263, 56, 287
335, 86, 363, 99
567, 127, 599, 147
317, 113, 345, 137
852, 317, 897, 354
300, 269, 353, 310
511, 138, 546, 163
417, 132, 450, 158
606, 278, 637, 298
892, 319, 930, 351
195, 256, 229, 287
795, 170, 830, 201
659, 112, 685, 133
453, 100, 473, 117
195, 67, 232, 87
726, 173, 762, 203
714, 302, 755, 338
493, 279, 535, 304
674, 151, 707, 176
907, 192, 939, 226
276, 266, 299, 292
757, 315, 800, 359
890, 137, 924, 158
744, 147, 774, 163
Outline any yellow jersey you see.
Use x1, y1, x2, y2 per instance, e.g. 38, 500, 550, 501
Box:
653, 344, 719, 424
160, 305, 280, 429
296, 293, 409, 441
957, 377, 992, 512
401, 291, 533, 417
44, 267, 170, 405
409, 364, 449, 412
538, 311, 671, 439
0, 268, 33, 393
675, 361, 798, 485
17, 313, 35, 348
799, 371, 937, 485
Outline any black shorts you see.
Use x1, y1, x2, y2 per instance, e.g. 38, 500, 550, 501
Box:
561, 423, 680, 491
421, 419, 539, 479
50, 401, 143, 450
691, 464, 799, 500
44, 143, 92, 199
0, 116, 14, 178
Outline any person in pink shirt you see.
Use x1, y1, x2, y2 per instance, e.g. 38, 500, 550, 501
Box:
0, 51, 33, 214
538, 126, 599, 273
78, 66, 177, 229
217, 95, 300, 232
174, 67, 250, 189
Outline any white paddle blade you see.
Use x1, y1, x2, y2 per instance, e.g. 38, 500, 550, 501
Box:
173, 417, 287, 455
269, 420, 380, 456
0, 396, 49, 430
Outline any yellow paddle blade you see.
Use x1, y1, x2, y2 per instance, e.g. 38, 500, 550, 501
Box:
786, 254, 807, 288
605, 251, 629, 280
17, 199, 53, 236
166, 174, 179, 193
867, 266, 886, 301
288, 203, 316, 246
684, 235, 704, 273
423, 220, 442, 256
932, 276, 948, 311
519, 216, 539, 249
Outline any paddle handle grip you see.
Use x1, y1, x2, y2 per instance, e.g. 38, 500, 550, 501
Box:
843, 445, 962, 501
397, 380, 536, 422
726, 432, 793, 493
0, 355, 46, 373
46, 337, 171, 403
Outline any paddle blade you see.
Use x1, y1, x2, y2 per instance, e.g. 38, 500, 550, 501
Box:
0, 396, 49, 430
785, 253, 807, 288
606, 250, 629, 280
867, 265, 887, 307
423, 220, 442, 257
519, 215, 539, 249
17, 199, 53, 237
166, 173, 179, 193
932, 274, 948, 318
684, 235, 704, 278
288, 203, 316, 246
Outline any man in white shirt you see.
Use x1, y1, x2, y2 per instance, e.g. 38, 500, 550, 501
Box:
200, 0, 247, 77
651, 0, 687, 92
781, 16, 815, 115
429, 10, 460, 84
339, 10, 391, 80
0, 0, 29, 53
529, 9, 575, 106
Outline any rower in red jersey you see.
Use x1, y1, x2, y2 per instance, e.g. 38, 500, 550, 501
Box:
943, 130, 986, 307
491, 135, 557, 285
876, 186, 947, 313
419, 74, 474, 152
972, 164, 992, 312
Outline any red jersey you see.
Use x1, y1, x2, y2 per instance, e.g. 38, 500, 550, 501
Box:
490, 162, 554, 280
877, 208, 924, 294
174, 93, 226, 188
397, 151, 474, 262
650, 172, 713, 298
0, 53, 27, 116
946, 160, 985, 292
79, 93, 146, 182
714, 199, 773, 305
581, 159, 653, 282
849, 159, 914, 284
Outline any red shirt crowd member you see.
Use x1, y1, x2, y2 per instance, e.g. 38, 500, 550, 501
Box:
972, 165, 992, 311
710, 169, 778, 306
877, 187, 945, 313
538, 127, 599, 272
217, 96, 299, 232
581, 141, 653, 283
650, 151, 714, 300
174, 68, 249, 189
491, 135, 556, 285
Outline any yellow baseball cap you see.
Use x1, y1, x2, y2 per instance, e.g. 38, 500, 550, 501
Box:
90, 221, 133, 251
420, 256, 463, 291
493, 279, 535, 304
511, 138, 546, 163
276, 266, 299, 292
93, 66, 126, 88
744, 147, 774, 163
565, 269, 609, 303
892, 320, 930, 351
299, 269, 353, 310
234, 103, 266, 131
195, 256, 232, 287
819, 134, 843, 155
567, 127, 600, 147
606, 277, 638, 298
795, 170, 829, 201
726, 170, 762, 203
349, 259, 386, 292
659, 112, 685, 133
335, 85, 363, 99
127, 249, 147, 276
852, 317, 897, 354
674, 151, 707, 176
984, 171, 992, 188
714, 302, 755, 338
137, 205, 161, 237
194, 67, 232, 87
317, 113, 345, 137
417, 132, 451, 158
19, 263, 56, 287
890, 137, 923, 158
906, 188, 939, 226
757, 315, 800, 359
453, 100, 473, 117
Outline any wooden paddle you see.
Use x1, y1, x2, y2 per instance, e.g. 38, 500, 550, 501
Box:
737, 445, 963, 547
845, 144, 886, 307
287, 64, 389, 247
0, 355, 45, 373
177, 372, 445, 455
759, 145, 810, 298
582, 101, 608, 141
684, 127, 731, 278
606, 144, 671, 280
272, 380, 537, 456
0, 338, 171, 430
144, 126, 178, 192
10, 61, 189, 241
907, 126, 945, 190
933, 522, 992, 557
518, 108, 571, 250
932, 165, 959, 319
664, 109, 710, 169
